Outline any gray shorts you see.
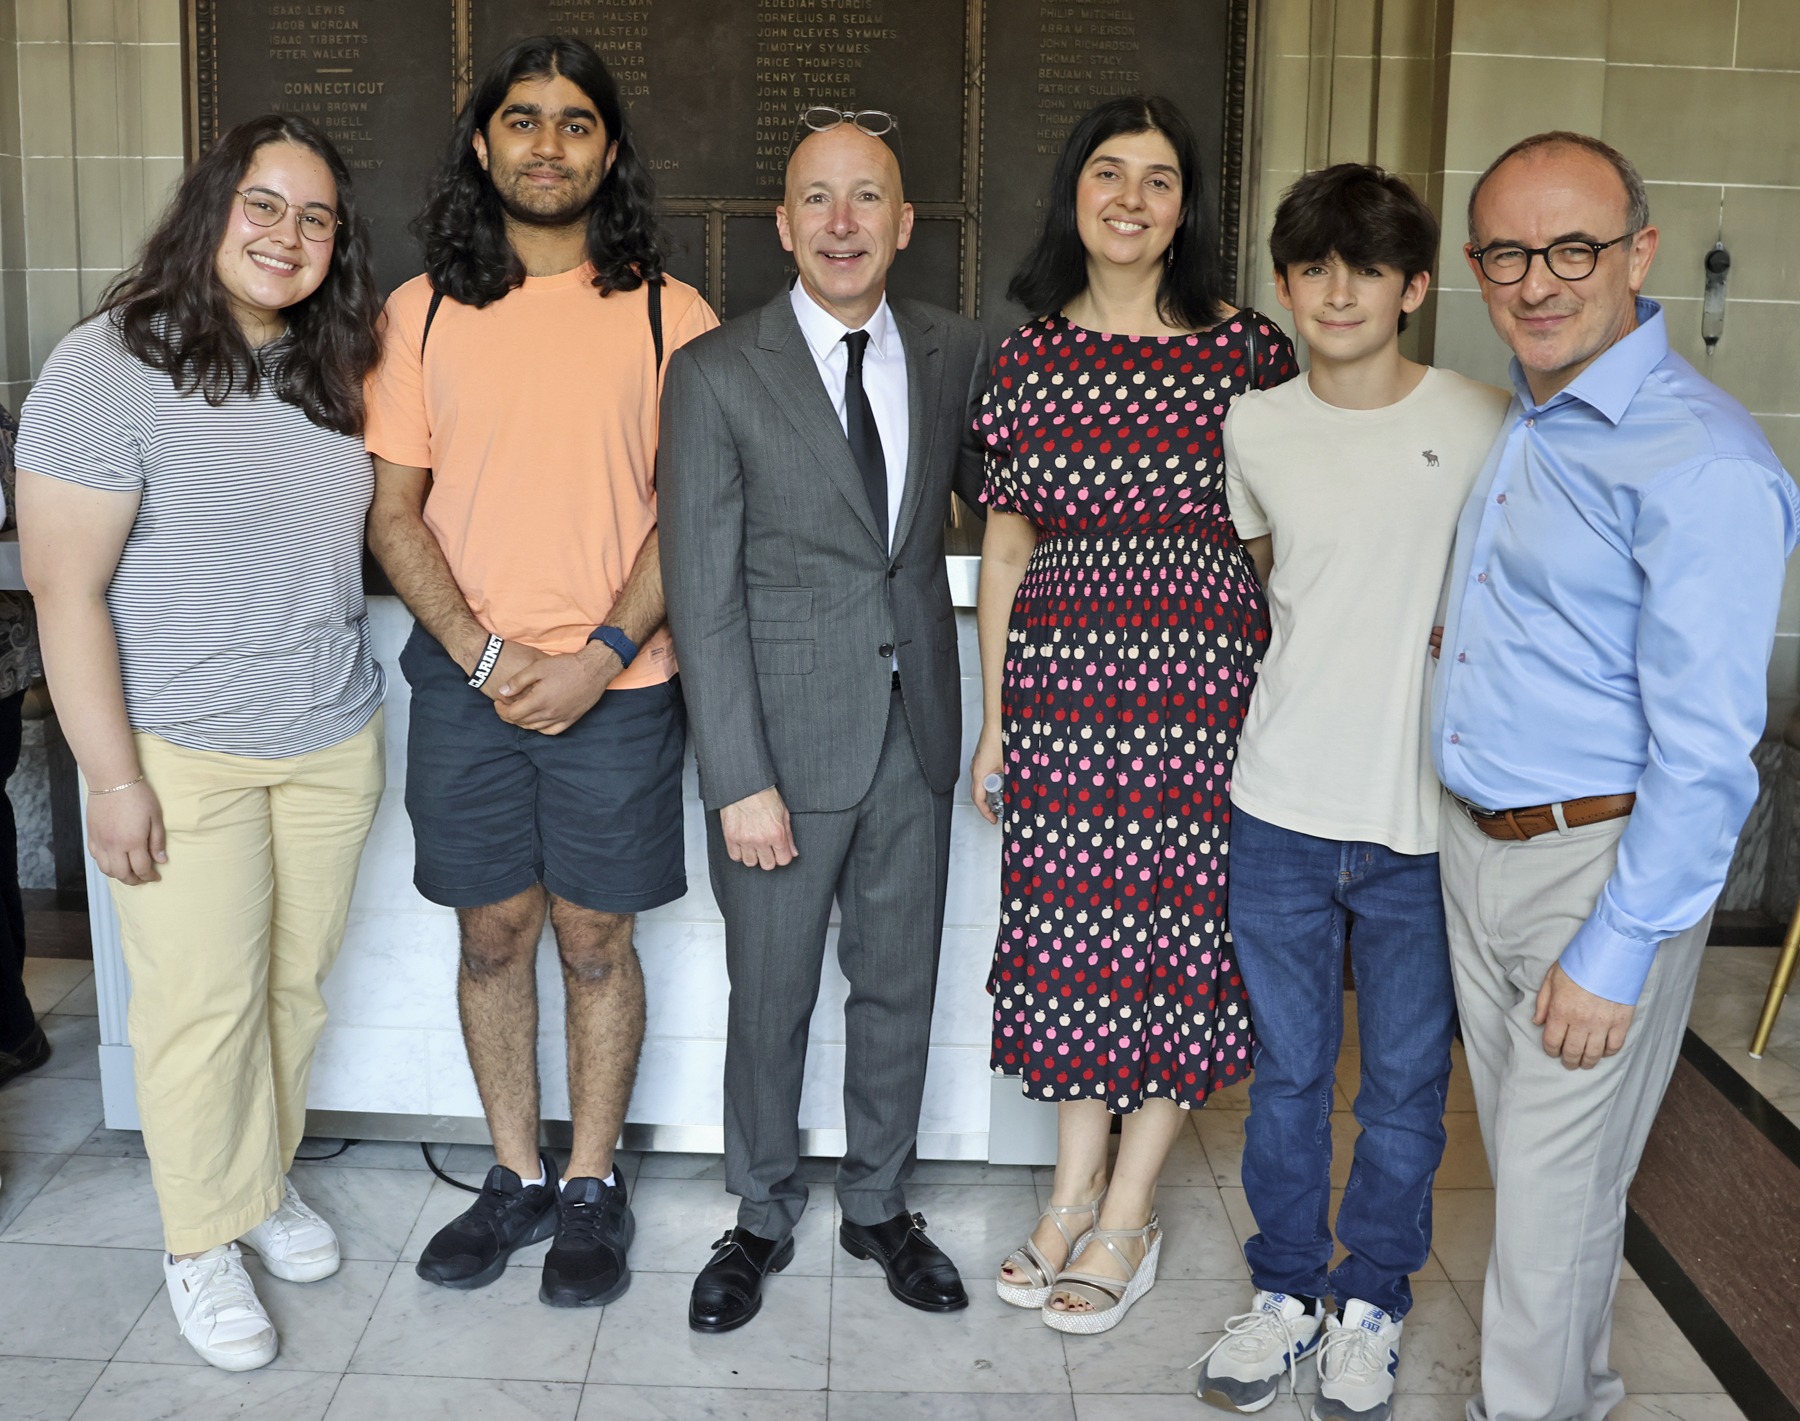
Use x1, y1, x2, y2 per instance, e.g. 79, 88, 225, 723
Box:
398, 621, 686, 914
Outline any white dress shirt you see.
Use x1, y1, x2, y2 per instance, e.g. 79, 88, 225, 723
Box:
788, 282, 910, 552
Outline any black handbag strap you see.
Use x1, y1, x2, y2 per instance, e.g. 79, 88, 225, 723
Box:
420, 275, 664, 371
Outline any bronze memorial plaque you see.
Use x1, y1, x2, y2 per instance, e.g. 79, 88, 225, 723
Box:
193, 1, 457, 295
469, 0, 969, 318
190, 1, 1248, 324
979, 0, 1240, 337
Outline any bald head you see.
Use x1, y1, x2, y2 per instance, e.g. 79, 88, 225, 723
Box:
1467, 131, 1647, 245
784, 123, 904, 207
777, 120, 914, 328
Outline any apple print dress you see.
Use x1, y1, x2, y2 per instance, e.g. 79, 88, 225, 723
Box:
979, 311, 1298, 1110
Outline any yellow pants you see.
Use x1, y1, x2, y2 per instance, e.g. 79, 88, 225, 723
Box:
110, 712, 384, 1254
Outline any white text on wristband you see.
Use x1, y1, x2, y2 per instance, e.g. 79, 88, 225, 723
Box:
466, 634, 505, 690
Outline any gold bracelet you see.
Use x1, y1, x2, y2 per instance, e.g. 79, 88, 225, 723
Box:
89, 774, 145, 796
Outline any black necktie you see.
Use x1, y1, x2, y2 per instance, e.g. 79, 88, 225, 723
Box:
842, 329, 888, 546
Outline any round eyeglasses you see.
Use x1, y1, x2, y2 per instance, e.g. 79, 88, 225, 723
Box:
237, 188, 342, 243
1469, 231, 1638, 285
799, 106, 899, 138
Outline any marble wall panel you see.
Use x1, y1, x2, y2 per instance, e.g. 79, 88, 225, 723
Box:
146, 603, 1014, 1154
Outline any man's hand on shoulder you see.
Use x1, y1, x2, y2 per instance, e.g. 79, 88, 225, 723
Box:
493, 643, 619, 735
1535, 961, 1634, 1070
721, 786, 798, 871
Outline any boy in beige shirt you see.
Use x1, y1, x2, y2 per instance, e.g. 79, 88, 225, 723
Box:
1196, 165, 1508, 1420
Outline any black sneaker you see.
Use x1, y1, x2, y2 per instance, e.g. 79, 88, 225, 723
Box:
415, 1153, 557, 1290
540, 1173, 634, 1307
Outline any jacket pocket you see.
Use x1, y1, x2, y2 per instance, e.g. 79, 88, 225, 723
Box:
751, 640, 814, 676
748, 586, 814, 643
746, 585, 813, 622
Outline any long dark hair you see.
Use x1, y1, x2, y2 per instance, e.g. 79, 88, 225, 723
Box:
416, 34, 663, 307
95, 114, 380, 435
1008, 95, 1226, 331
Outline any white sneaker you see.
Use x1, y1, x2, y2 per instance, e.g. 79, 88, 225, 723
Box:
1312, 1300, 1402, 1421
1192, 1290, 1325, 1412
163, 1244, 279, 1371
239, 1177, 340, 1282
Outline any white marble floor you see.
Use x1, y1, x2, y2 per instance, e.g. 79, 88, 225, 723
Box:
0, 954, 1752, 1421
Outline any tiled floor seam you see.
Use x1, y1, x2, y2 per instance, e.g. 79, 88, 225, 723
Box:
337, 1257, 399, 1388
0, 1147, 71, 1232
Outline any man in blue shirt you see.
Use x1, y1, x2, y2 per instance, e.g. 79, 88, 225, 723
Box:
1434, 130, 1799, 1421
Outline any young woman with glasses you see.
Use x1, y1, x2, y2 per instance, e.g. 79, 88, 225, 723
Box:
969, 95, 1297, 1335
17, 114, 386, 1372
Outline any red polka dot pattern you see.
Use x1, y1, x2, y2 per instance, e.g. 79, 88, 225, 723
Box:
976, 311, 1299, 1111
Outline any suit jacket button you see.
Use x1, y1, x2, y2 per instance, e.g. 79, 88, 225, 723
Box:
887, 566, 899, 579
878, 642, 895, 658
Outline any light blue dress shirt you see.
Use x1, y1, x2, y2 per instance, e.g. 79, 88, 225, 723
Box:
1432, 299, 1800, 1005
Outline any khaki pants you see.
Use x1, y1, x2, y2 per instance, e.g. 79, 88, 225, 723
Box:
1438, 790, 1707, 1421
110, 714, 384, 1254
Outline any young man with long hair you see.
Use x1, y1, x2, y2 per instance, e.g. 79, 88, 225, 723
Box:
19, 114, 386, 1370
365, 34, 716, 1310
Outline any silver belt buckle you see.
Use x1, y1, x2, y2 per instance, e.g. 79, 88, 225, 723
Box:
1454, 793, 1501, 822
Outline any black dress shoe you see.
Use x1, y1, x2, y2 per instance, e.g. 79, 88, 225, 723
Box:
840, 1211, 968, 1312
0, 1022, 51, 1089
689, 1226, 796, 1333
542, 1173, 634, 1307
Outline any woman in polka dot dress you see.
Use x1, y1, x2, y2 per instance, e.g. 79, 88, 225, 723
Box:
969, 96, 1296, 1335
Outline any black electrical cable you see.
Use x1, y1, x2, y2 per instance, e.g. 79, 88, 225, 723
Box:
293, 1138, 358, 1162
422, 1141, 483, 1193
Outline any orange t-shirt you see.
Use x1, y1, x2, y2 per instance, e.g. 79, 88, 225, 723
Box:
364, 266, 718, 688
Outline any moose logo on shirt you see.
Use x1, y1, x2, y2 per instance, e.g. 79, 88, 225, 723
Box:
1422, 450, 1440, 467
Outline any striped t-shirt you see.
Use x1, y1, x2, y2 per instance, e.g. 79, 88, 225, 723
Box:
17, 316, 384, 757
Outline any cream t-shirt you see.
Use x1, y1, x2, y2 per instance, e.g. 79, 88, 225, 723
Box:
1225, 367, 1512, 853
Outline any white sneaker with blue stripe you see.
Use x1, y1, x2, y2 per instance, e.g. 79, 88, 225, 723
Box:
1312, 1299, 1403, 1421
1192, 1290, 1325, 1412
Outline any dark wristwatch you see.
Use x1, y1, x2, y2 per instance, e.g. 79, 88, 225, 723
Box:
588, 624, 639, 668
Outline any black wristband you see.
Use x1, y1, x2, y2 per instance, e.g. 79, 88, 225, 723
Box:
466, 633, 504, 689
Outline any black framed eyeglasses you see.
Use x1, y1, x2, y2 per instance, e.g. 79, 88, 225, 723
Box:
1469, 231, 1639, 285
799, 106, 898, 137
237, 188, 342, 242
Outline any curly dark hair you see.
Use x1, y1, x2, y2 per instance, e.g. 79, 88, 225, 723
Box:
416, 34, 663, 306
94, 113, 380, 435
1008, 95, 1226, 332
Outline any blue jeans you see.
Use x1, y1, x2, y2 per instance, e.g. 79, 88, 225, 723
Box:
1227, 806, 1456, 1318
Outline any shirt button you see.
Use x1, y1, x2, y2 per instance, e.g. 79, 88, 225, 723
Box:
1449, 733, 1461, 744
1457, 652, 1467, 662
879, 642, 895, 657
1477, 572, 1488, 583
1496, 493, 1507, 504
1525, 417, 1536, 428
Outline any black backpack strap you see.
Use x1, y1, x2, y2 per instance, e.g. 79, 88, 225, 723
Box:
648, 276, 664, 373
420, 286, 446, 361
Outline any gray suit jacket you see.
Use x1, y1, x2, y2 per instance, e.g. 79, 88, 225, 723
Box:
660, 289, 989, 814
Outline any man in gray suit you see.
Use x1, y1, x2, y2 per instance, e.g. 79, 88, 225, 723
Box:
661, 111, 988, 1333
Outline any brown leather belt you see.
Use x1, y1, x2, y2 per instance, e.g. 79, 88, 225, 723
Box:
1457, 792, 1635, 841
